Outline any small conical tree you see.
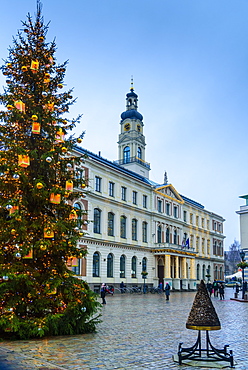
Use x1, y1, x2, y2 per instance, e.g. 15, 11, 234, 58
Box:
0, 1, 100, 339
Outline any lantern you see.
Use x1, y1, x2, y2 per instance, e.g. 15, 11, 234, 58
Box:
44, 73, 50, 83
24, 249, 33, 259
9, 206, 19, 215
18, 154, 30, 168
55, 128, 64, 143
14, 100, 25, 113
30, 60, 39, 72
65, 180, 73, 192
32, 122, 41, 134
50, 193, 61, 204
44, 227, 54, 238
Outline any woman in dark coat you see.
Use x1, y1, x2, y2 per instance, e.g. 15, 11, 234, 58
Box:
165, 283, 171, 300
101, 283, 106, 304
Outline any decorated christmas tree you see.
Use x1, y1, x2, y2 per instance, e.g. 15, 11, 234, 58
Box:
0, 1, 100, 339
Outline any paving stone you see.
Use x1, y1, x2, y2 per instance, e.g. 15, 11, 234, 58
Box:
0, 289, 246, 369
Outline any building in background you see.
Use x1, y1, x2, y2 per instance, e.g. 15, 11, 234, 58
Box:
70, 85, 225, 292
236, 195, 248, 281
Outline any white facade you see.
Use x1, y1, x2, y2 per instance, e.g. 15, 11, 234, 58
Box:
69, 86, 225, 292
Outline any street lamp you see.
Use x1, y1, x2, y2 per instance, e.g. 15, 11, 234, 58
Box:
239, 250, 246, 300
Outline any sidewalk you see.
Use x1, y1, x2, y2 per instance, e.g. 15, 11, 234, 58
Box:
0, 288, 247, 369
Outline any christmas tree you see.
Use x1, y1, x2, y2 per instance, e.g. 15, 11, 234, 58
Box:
0, 1, 100, 339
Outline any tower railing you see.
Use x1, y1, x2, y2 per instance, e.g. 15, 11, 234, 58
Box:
114, 156, 150, 170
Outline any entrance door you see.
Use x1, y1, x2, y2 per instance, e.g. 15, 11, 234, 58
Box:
158, 265, 164, 289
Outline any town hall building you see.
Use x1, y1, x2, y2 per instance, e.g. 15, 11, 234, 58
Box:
70, 84, 225, 292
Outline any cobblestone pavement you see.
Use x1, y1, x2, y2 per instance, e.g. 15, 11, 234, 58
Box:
0, 288, 247, 370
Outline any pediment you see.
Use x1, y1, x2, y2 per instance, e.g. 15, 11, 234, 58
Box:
155, 184, 184, 204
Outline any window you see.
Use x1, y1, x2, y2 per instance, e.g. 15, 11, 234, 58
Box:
72, 259, 81, 275
137, 147, 142, 159
120, 255, 125, 278
173, 206, 178, 218
142, 257, 147, 272
207, 220, 210, 230
132, 191, 137, 205
196, 215, 199, 226
131, 256, 137, 278
132, 219, 138, 241
93, 208, 101, 234
95, 176, 101, 192
142, 221, 148, 243
74, 202, 82, 228
120, 216, 127, 238
202, 218, 205, 228
107, 253, 113, 278
158, 199, 162, 213
75, 168, 84, 187
202, 265, 205, 280
183, 211, 187, 222
202, 238, 205, 254
196, 237, 199, 252
166, 203, 170, 216
108, 212, 114, 236
109, 182, 115, 197
121, 186, 127, 201
197, 264, 200, 280
123, 146, 130, 164
143, 195, 147, 208
173, 229, 177, 244
166, 228, 170, 243
93, 252, 100, 277
157, 225, 162, 243
207, 239, 210, 255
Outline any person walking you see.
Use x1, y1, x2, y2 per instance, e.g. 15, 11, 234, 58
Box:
100, 283, 107, 304
219, 283, 225, 300
165, 283, 170, 301
213, 280, 218, 297
120, 281, 125, 294
207, 282, 213, 297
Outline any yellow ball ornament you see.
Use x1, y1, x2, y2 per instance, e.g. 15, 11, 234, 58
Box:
31, 115, 38, 121
36, 182, 43, 189
61, 147, 67, 153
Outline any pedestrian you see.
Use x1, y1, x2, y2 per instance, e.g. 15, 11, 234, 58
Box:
120, 281, 125, 294
100, 283, 106, 304
235, 283, 240, 295
159, 281, 163, 291
207, 282, 213, 297
165, 283, 170, 301
219, 283, 225, 300
213, 280, 218, 297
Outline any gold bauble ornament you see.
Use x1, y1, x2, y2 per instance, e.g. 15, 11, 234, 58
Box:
36, 182, 43, 189
61, 147, 67, 153
31, 114, 38, 121
77, 138, 82, 143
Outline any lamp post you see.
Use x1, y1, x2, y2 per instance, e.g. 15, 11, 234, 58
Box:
141, 271, 148, 293
239, 250, 246, 300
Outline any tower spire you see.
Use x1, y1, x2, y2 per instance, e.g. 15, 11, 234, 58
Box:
130, 75, 134, 91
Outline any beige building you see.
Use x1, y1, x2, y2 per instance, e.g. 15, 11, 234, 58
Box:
70, 85, 225, 292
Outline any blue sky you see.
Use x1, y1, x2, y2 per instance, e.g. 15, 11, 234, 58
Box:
0, 0, 248, 249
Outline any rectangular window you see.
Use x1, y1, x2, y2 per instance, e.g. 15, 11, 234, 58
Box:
158, 199, 162, 213
202, 218, 205, 228
95, 176, 101, 192
196, 215, 199, 226
142, 222, 148, 243
166, 203, 170, 216
207, 220, 209, 230
121, 186, 127, 201
132, 191, 137, 205
173, 206, 178, 218
183, 210, 187, 222
132, 219, 137, 241
109, 182, 115, 197
120, 216, 126, 238
143, 195, 147, 208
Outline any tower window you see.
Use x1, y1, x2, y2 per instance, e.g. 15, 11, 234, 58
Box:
123, 146, 130, 164
137, 147, 142, 159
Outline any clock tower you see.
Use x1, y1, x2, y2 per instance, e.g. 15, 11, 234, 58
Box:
117, 81, 150, 178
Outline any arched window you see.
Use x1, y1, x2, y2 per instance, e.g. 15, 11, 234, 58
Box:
93, 208, 101, 234
142, 257, 147, 272
107, 253, 113, 278
173, 229, 177, 244
142, 222, 147, 243
120, 216, 126, 238
220, 266, 223, 280
132, 219, 138, 241
215, 266, 218, 280
131, 256, 137, 278
74, 202, 82, 228
137, 147, 142, 159
202, 265, 205, 280
157, 225, 162, 243
197, 264, 200, 280
93, 252, 100, 277
120, 255, 126, 278
123, 146, 130, 164
108, 212, 114, 236
166, 228, 170, 243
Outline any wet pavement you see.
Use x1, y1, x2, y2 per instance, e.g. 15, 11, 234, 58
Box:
0, 288, 247, 369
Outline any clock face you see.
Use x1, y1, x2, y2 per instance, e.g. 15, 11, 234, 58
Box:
137, 124, 141, 132
124, 123, 130, 131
